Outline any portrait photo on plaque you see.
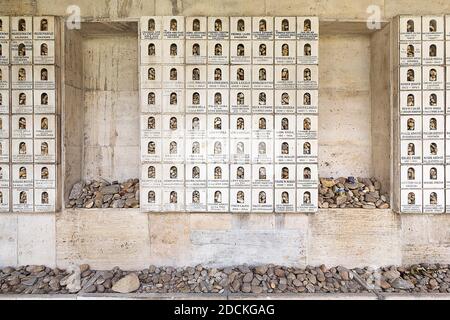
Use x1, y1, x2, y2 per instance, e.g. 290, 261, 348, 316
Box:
185, 139, 206, 163
399, 16, 421, 41
186, 17, 207, 40
422, 41, 444, 65
162, 65, 185, 89
140, 187, 162, 212
401, 165, 422, 189
0, 114, 9, 138
230, 139, 251, 164
34, 164, 56, 189
185, 188, 207, 212
0, 40, 9, 64
162, 188, 185, 212
34, 188, 55, 212
252, 41, 274, 65
207, 139, 229, 163
422, 139, 444, 164
422, 90, 444, 114
33, 16, 55, 40
297, 17, 319, 40
186, 65, 207, 89
297, 188, 318, 213
422, 16, 444, 41
141, 65, 162, 89
275, 164, 296, 188
275, 188, 296, 213
207, 40, 230, 64
11, 65, 32, 90
207, 89, 229, 113
185, 163, 207, 188
0, 188, 9, 212
274, 90, 296, 114
422, 164, 444, 189
0, 17, 10, 40
33, 40, 55, 64
400, 115, 422, 140
275, 115, 295, 139
252, 90, 274, 113
141, 138, 161, 163
208, 17, 229, 40
399, 41, 421, 66
141, 163, 162, 187
162, 40, 185, 64
0, 90, 8, 114
140, 89, 161, 113
162, 137, 185, 163
297, 139, 318, 163
252, 165, 274, 189
0, 138, 9, 162
162, 89, 184, 113
275, 17, 296, 39
11, 17, 32, 40
400, 140, 422, 164
230, 65, 251, 89
230, 114, 251, 139
0, 65, 9, 89
252, 17, 274, 40
230, 89, 251, 114
140, 16, 162, 40
141, 114, 161, 139
230, 188, 251, 212
207, 164, 229, 188
186, 89, 207, 113
297, 90, 318, 114
140, 40, 162, 64
162, 16, 185, 39
399, 91, 421, 114
207, 188, 229, 212
185, 114, 206, 138
297, 40, 318, 65
297, 115, 318, 140
10, 40, 32, 64
34, 139, 56, 163
162, 163, 184, 188
12, 139, 32, 163
12, 90, 33, 114
275, 40, 296, 64
230, 40, 251, 64
207, 65, 229, 89
0, 164, 9, 188
252, 65, 273, 89
12, 188, 33, 212
33, 65, 55, 90
230, 17, 251, 40
275, 139, 296, 163
275, 65, 296, 89
207, 114, 229, 138
422, 115, 444, 139
162, 114, 185, 137
185, 40, 207, 64
423, 189, 444, 214
230, 164, 251, 187
34, 114, 55, 139
12, 114, 32, 138
297, 65, 318, 90
399, 66, 421, 90
252, 189, 273, 213
297, 164, 318, 189
252, 115, 274, 139
401, 189, 422, 213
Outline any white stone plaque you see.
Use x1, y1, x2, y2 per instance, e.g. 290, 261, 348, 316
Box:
401, 189, 422, 213
400, 91, 421, 114
230, 114, 251, 139
252, 17, 274, 40
207, 65, 229, 89
0, 90, 9, 114
141, 163, 162, 188
186, 17, 207, 40
12, 139, 32, 163
0, 17, 10, 40
297, 164, 318, 189
162, 16, 185, 39
207, 164, 229, 188
399, 41, 421, 66
141, 187, 162, 212
274, 65, 296, 89
140, 89, 162, 113
252, 139, 274, 164
401, 165, 422, 189
12, 188, 33, 212
447, 67, 450, 91
252, 65, 273, 89
186, 65, 207, 89
185, 188, 207, 212
399, 16, 421, 41
162, 137, 184, 163
297, 115, 317, 139
34, 89, 55, 114
399, 66, 421, 90
162, 89, 184, 113
275, 17, 296, 40
297, 139, 318, 163
207, 114, 229, 138
422, 16, 444, 41
252, 165, 274, 189
230, 17, 251, 40
0, 66, 9, 89
12, 90, 33, 114
230, 164, 251, 187
230, 65, 251, 89
275, 164, 296, 188
422, 41, 444, 65
252, 41, 274, 65
0, 114, 8, 138
162, 114, 184, 137
252, 115, 273, 139
207, 40, 230, 64
141, 114, 161, 139
423, 189, 444, 214
230, 139, 251, 164
297, 64, 318, 90
252, 189, 273, 213
207, 89, 229, 113
163, 163, 184, 187
297, 40, 318, 65
185, 40, 207, 64
11, 17, 32, 40
162, 188, 185, 212
34, 139, 56, 163
275, 40, 296, 64
446, 139, 450, 164
162, 40, 185, 64
275, 115, 295, 139
422, 90, 444, 114
33, 40, 55, 64
12, 114, 32, 138
297, 188, 318, 213
230, 40, 251, 64
34, 114, 55, 138
186, 163, 207, 188
0, 164, 9, 188
297, 90, 318, 114
400, 140, 422, 164
275, 188, 296, 213
275, 139, 296, 163
297, 17, 319, 40
208, 17, 229, 40
447, 41, 450, 65
11, 65, 32, 90
185, 139, 206, 163
252, 90, 274, 113
422, 164, 444, 189
185, 114, 206, 138
446, 190, 450, 213
34, 164, 56, 189
400, 115, 422, 140
10, 40, 32, 64
0, 188, 9, 212
207, 139, 229, 163
446, 115, 450, 139
34, 188, 55, 212
230, 89, 251, 113
230, 188, 251, 212
207, 188, 229, 212
186, 90, 206, 113
446, 165, 450, 188
0, 40, 9, 64
140, 16, 162, 40
422, 139, 444, 164
422, 115, 444, 139
446, 15, 450, 40
33, 16, 55, 40
274, 90, 295, 114
0, 139, 8, 162
141, 138, 162, 163
34, 65, 55, 90
162, 65, 184, 89
140, 40, 162, 64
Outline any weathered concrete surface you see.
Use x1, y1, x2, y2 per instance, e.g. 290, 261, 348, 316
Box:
0, 214, 17, 266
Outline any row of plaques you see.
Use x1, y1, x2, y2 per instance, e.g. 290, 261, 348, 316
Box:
0, 138, 56, 163
0, 187, 56, 212
0, 65, 56, 89
399, 16, 450, 41
0, 16, 56, 40
0, 89, 56, 113
400, 188, 449, 214
399, 41, 450, 66
0, 164, 56, 188
0, 114, 56, 138
399, 66, 450, 91
0, 39, 56, 64
399, 90, 450, 114
401, 164, 450, 189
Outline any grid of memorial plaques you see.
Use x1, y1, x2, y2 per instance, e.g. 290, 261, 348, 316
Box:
0, 16, 57, 212
399, 15, 450, 213
139, 16, 319, 213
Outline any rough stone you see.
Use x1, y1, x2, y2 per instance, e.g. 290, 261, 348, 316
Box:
111, 273, 140, 293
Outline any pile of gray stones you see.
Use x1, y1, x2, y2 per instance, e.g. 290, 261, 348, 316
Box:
1, 264, 449, 295
318, 177, 390, 209
66, 179, 140, 209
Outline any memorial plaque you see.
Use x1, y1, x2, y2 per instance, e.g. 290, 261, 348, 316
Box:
33, 65, 55, 90
162, 115, 187, 138
252, 65, 273, 89
10, 40, 32, 64
400, 189, 422, 213
12, 188, 33, 212
400, 140, 422, 164
230, 89, 251, 113
162, 65, 184, 89
0, 114, 8, 138
275, 164, 296, 188
297, 164, 318, 189
230, 65, 251, 89
446, 190, 450, 213
252, 188, 273, 213
0, 188, 9, 212
162, 16, 185, 39
275, 188, 296, 213
230, 114, 251, 139
141, 114, 161, 139
11, 65, 33, 89
0, 138, 8, 162
230, 40, 252, 64
162, 188, 185, 212
34, 139, 56, 163
423, 189, 445, 213
230, 164, 251, 187
422, 164, 444, 189
12, 114, 32, 138
140, 65, 161, 89
11, 139, 32, 163
446, 139, 450, 163
186, 17, 207, 40
297, 115, 318, 139
422, 16, 444, 41
34, 188, 55, 212
207, 114, 229, 138
252, 17, 274, 40
140, 187, 162, 211
275, 65, 296, 89
34, 114, 55, 138
34, 164, 56, 189
186, 163, 207, 188
0, 164, 9, 188
274, 90, 295, 114
230, 139, 251, 164
297, 90, 318, 114
33, 16, 55, 40
399, 16, 421, 41
230, 188, 251, 212
422, 115, 444, 139
297, 17, 319, 40
252, 115, 273, 139
186, 89, 207, 113
185, 114, 206, 138
252, 90, 273, 113
0, 66, 9, 89
162, 137, 184, 163
400, 115, 422, 140
140, 89, 162, 113
185, 40, 207, 64
252, 41, 274, 65
230, 17, 251, 40
447, 41, 450, 65
207, 188, 229, 212
252, 165, 274, 189
162, 89, 184, 113
10, 17, 32, 40
208, 17, 229, 40
185, 139, 206, 163
12, 90, 33, 114
162, 40, 185, 64
0, 90, 9, 114
140, 40, 162, 64
140, 16, 162, 40
446, 15, 450, 40
186, 65, 207, 89
296, 139, 318, 163
422, 41, 444, 65
446, 115, 450, 139
399, 66, 421, 90
163, 163, 184, 187
297, 188, 318, 213
401, 165, 422, 189
207, 139, 229, 163
185, 188, 207, 212
33, 40, 55, 64
399, 41, 421, 66
275, 17, 296, 40
141, 138, 162, 163
297, 64, 318, 90
297, 40, 318, 65
207, 40, 230, 64
207, 89, 229, 113
207, 65, 229, 89
446, 165, 450, 188
252, 139, 273, 163
0, 40, 9, 64
275, 139, 296, 163
275, 114, 295, 139
207, 164, 229, 188
422, 139, 444, 164
141, 163, 162, 188
275, 40, 296, 64
400, 91, 421, 114
0, 17, 10, 40
447, 66, 450, 90
422, 90, 444, 114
